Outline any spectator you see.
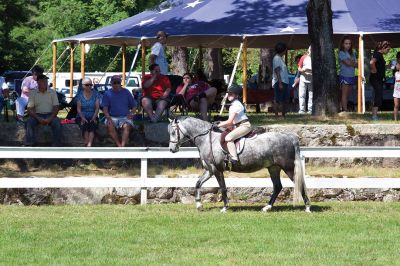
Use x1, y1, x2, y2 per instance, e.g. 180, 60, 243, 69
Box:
370, 41, 391, 120
298, 46, 313, 114
16, 65, 44, 122
141, 64, 172, 123
102, 75, 137, 147
217, 84, 251, 167
0, 76, 9, 116
393, 62, 400, 121
338, 36, 357, 112
149, 31, 168, 75
391, 51, 400, 77
176, 72, 217, 121
25, 74, 61, 147
292, 54, 303, 89
272, 42, 290, 117
76, 77, 99, 147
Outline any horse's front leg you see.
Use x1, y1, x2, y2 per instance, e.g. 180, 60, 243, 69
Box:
215, 170, 229, 213
195, 168, 212, 211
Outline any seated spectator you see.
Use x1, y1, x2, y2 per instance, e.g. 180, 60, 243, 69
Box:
141, 63, 171, 122
102, 75, 137, 147
176, 72, 217, 121
16, 65, 44, 122
76, 77, 99, 147
25, 74, 61, 147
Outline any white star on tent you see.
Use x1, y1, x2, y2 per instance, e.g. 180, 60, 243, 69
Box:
159, 7, 171, 14
280, 26, 299, 33
135, 17, 156, 26
184, 0, 203, 9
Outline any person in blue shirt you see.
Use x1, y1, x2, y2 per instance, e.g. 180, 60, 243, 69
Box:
76, 77, 99, 147
101, 75, 137, 147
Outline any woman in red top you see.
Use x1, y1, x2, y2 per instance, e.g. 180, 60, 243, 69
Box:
176, 72, 217, 121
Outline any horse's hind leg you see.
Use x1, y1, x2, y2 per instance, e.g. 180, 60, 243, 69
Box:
195, 170, 212, 210
214, 170, 229, 213
262, 166, 282, 212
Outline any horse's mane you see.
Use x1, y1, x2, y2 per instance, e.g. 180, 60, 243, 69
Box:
176, 116, 214, 132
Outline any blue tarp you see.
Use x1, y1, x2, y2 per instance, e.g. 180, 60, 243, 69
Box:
55, 0, 400, 48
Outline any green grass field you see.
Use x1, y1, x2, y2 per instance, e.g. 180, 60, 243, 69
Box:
1, 202, 400, 265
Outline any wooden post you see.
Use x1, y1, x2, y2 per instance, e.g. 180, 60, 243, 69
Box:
52, 42, 57, 90
80, 42, 85, 80
198, 46, 203, 71
122, 44, 126, 86
141, 41, 146, 78
69, 42, 74, 99
242, 37, 248, 104
357, 34, 363, 113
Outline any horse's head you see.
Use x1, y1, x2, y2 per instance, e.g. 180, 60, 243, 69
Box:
168, 118, 186, 153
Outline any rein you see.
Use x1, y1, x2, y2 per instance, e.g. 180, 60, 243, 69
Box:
170, 121, 210, 146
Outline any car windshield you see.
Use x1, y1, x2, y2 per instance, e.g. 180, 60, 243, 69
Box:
127, 78, 139, 87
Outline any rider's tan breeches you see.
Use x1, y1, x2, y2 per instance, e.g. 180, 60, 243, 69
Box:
225, 121, 251, 160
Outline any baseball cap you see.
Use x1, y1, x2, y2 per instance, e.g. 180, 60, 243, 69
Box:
110, 75, 122, 83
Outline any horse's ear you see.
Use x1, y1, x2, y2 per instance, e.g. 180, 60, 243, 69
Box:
168, 118, 173, 123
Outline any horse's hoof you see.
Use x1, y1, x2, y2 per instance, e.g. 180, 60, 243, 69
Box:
220, 207, 228, 213
261, 205, 272, 212
196, 202, 203, 211
305, 206, 311, 213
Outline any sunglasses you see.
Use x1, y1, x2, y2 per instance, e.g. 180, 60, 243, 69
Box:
83, 84, 93, 86
112, 82, 121, 85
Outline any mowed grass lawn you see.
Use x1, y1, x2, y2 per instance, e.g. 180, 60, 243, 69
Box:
1, 202, 400, 265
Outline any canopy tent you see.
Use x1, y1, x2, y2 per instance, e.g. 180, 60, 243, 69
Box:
55, 0, 400, 49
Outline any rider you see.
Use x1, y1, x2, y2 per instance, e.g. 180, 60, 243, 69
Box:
217, 84, 251, 166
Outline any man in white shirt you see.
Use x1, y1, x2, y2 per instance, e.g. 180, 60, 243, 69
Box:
149, 31, 169, 75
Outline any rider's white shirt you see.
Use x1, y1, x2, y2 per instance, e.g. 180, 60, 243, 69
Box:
230, 99, 248, 124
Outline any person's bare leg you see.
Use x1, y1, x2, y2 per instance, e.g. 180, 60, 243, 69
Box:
154, 100, 168, 122
141, 98, 155, 121
107, 121, 121, 147
341, 84, 352, 112
87, 132, 95, 147
121, 123, 131, 147
394, 98, 399, 121
83, 131, 89, 146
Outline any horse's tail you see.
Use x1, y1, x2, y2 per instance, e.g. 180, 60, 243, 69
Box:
293, 139, 306, 205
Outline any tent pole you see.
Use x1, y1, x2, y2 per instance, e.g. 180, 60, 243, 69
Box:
219, 38, 244, 115
81, 42, 85, 80
357, 34, 364, 113
242, 37, 248, 104
69, 42, 74, 100
141, 40, 146, 78
52, 42, 57, 90
198, 46, 203, 71
122, 44, 126, 87
127, 43, 142, 85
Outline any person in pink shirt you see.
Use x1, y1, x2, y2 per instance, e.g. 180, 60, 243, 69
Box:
176, 72, 217, 121
16, 65, 44, 122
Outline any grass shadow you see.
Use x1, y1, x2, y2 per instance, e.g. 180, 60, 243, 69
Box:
205, 203, 331, 213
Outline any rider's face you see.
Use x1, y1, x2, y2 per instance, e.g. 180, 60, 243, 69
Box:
228, 92, 236, 102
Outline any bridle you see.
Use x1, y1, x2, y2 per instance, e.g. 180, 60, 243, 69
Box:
169, 120, 212, 148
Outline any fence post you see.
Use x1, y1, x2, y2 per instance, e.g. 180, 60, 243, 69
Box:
140, 158, 148, 205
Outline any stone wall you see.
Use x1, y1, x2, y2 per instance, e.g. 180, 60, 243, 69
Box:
1, 122, 400, 205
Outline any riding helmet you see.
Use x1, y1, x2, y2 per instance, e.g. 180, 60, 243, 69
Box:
228, 84, 242, 95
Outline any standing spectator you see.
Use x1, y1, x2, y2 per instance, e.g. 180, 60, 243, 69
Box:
141, 64, 172, 123
393, 62, 400, 121
272, 42, 290, 117
176, 72, 217, 121
370, 41, 391, 120
25, 74, 61, 147
76, 77, 99, 147
149, 31, 168, 75
16, 65, 44, 122
0, 76, 9, 117
338, 36, 357, 112
298, 46, 313, 114
102, 75, 137, 147
391, 51, 400, 77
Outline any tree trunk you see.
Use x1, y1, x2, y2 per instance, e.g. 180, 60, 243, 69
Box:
206, 48, 224, 80
307, 0, 339, 116
259, 48, 273, 90
171, 47, 188, 76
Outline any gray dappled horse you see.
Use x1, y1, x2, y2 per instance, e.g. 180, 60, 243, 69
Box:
168, 116, 311, 213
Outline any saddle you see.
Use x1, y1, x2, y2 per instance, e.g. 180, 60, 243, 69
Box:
220, 127, 266, 155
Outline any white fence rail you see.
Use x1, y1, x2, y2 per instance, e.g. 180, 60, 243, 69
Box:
1, 146, 400, 205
